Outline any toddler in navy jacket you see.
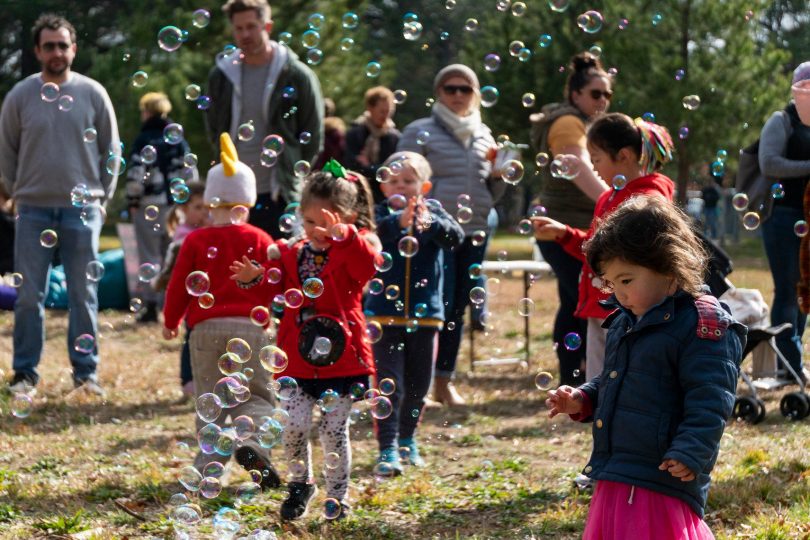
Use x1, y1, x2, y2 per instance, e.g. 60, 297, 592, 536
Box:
546, 195, 745, 539
364, 151, 464, 474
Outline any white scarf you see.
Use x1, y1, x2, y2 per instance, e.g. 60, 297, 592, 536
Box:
432, 101, 482, 147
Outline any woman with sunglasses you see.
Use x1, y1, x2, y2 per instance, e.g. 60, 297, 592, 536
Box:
397, 64, 502, 406
529, 52, 612, 389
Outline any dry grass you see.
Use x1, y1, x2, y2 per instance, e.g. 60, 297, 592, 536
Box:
0, 236, 808, 539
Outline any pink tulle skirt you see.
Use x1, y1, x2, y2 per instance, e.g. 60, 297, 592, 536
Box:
583, 480, 715, 540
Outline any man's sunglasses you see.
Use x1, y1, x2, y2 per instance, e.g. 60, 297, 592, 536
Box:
41, 41, 71, 52
589, 89, 613, 100
442, 85, 474, 95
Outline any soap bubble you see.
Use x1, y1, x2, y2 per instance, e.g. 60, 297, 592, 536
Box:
550, 158, 577, 180
742, 212, 761, 231
131, 71, 148, 88
416, 130, 430, 145
795, 221, 809, 237
10, 273, 23, 288
144, 205, 160, 221
323, 498, 342, 520
393, 89, 408, 104
250, 306, 271, 326
732, 193, 749, 211
196, 96, 211, 110
716, 149, 729, 162
502, 160, 525, 184
83, 128, 97, 143
10, 393, 33, 418
365, 321, 383, 344
259, 345, 288, 373
57, 95, 74, 112
218, 353, 241, 376
375, 252, 394, 272
379, 378, 396, 395
564, 332, 582, 351
301, 29, 320, 49
711, 161, 725, 177
682, 95, 701, 111
238, 122, 255, 141
484, 53, 501, 72
73, 334, 95, 354
577, 10, 604, 33
158, 26, 184, 52
522, 93, 536, 108
230, 205, 250, 225
284, 288, 304, 308
306, 49, 323, 65
512, 2, 527, 16
313, 336, 332, 356
771, 183, 785, 199
199, 293, 215, 309
534, 371, 554, 391
538, 34, 552, 48
138, 263, 158, 282
403, 21, 423, 41
457, 206, 473, 224
678, 126, 690, 140
196, 393, 223, 423
342, 12, 359, 29
85, 260, 105, 282
185, 271, 210, 296
518, 298, 534, 316
384, 285, 400, 301
496, 0, 511, 11
481, 86, 499, 108
398, 236, 419, 258
302, 277, 324, 298
199, 477, 222, 499
226, 338, 252, 362
370, 396, 393, 419
40, 82, 60, 102
308, 13, 325, 29
366, 62, 382, 78
275, 376, 299, 401
535, 153, 550, 167
457, 194, 471, 207
612, 175, 628, 190
129, 298, 144, 313
192, 9, 211, 28
652, 12, 663, 26
517, 219, 533, 235
464, 18, 479, 31
163, 123, 184, 145
675, 68, 686, 81
294, 160, 311, 177
469, 286, 487, 305
40, 229, 58, 248
178, 466, 204, 491
471, 230, 487, 247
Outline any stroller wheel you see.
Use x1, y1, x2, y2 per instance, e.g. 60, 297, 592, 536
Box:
779, 392, 810, 420
754, 398, 766, 424
733, 396, 762, 423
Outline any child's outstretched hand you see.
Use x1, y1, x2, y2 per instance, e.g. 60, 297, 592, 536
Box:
313, 208, 348, 244
531, 216, 567, 241
399, 196, 417, 229
229, 255, 263, 283
545, 385, 584, 418
659, 459, 696, 482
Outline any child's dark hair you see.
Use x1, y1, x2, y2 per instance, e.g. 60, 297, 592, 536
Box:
564, 52, 609, 103
587, 113, 674, 174
584, 195, 707, 297
166, 181, 206, 236
300, 170, 376, 232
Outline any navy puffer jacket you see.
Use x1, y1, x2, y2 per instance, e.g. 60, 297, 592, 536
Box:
578, 290, 746, 517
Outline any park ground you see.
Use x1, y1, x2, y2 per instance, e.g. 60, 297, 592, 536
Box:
0, 234, 808, 539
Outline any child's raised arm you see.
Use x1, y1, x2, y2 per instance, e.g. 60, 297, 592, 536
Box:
229, 255, 264, 283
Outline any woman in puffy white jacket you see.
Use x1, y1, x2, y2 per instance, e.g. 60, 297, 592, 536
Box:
397, 64, 504, 406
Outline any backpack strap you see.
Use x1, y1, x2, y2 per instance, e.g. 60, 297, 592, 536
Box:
695, 294, 730, 341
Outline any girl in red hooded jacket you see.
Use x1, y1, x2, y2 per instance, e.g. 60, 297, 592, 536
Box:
533, 113, 676, 382
231, 160, 380, 521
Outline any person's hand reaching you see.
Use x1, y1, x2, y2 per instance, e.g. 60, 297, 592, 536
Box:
545, 385, 584, 418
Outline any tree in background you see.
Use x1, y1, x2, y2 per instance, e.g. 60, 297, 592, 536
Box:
0, 0, 803, 226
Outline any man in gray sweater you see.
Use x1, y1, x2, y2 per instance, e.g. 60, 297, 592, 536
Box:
0, 14, 120, 397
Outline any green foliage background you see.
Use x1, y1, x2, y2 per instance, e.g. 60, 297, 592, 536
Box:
0, 0, 805, 221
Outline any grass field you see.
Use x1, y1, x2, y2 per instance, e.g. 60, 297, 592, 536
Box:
0, 234, 808, 539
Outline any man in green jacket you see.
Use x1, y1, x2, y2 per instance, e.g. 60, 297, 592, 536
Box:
206, 0, 324, 238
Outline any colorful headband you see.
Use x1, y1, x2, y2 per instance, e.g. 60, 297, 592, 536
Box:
322, 158, 358, 183
634, 118, 674, 175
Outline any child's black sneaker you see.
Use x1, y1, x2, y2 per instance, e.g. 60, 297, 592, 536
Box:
235, 446, 281, 489
280, 482, 318, 520
323, 499, 351, 521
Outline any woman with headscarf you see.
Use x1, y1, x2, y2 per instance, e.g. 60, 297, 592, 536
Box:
398, 64, 504, 406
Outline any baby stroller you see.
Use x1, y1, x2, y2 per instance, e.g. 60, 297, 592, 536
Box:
701, 233, 810, 423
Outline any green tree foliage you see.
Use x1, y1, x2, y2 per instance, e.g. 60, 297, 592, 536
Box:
0, 0, 803, 221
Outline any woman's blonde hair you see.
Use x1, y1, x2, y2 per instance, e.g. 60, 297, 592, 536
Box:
139, 92, 172, 119
584, 195, 707, 297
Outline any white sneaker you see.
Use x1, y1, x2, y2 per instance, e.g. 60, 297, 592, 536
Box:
74, 379, 106, 397
8, 375, 37, 396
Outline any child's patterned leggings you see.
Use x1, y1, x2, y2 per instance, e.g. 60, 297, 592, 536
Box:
281, 391, 354, 500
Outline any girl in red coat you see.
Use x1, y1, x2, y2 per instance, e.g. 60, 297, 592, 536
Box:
533, 113, 676, 382
231, 160, 380, 521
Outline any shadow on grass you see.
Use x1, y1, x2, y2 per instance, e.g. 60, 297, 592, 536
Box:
0, 398, 191, 435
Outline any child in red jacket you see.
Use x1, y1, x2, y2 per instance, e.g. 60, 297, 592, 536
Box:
533, 113, 676, 381
162, 134, 281, 489
231, 160, 380, 521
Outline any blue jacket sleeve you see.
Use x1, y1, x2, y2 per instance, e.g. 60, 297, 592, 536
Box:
663, 326, 743, 475
422, 206, 465, 250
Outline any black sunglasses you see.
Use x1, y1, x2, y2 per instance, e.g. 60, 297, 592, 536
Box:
589, 89, 613, 100
41, 41, 71, 52
443, 85, 474, 95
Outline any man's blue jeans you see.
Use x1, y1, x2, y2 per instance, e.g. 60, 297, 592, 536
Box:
13, 204, 103, 384
761, 205, 806, 375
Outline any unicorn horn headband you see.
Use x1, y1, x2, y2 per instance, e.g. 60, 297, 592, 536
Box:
220, 132, 238, 177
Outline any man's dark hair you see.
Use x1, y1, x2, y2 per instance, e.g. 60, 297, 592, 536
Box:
32, 14, 76, 47
222, 0, 271, 22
